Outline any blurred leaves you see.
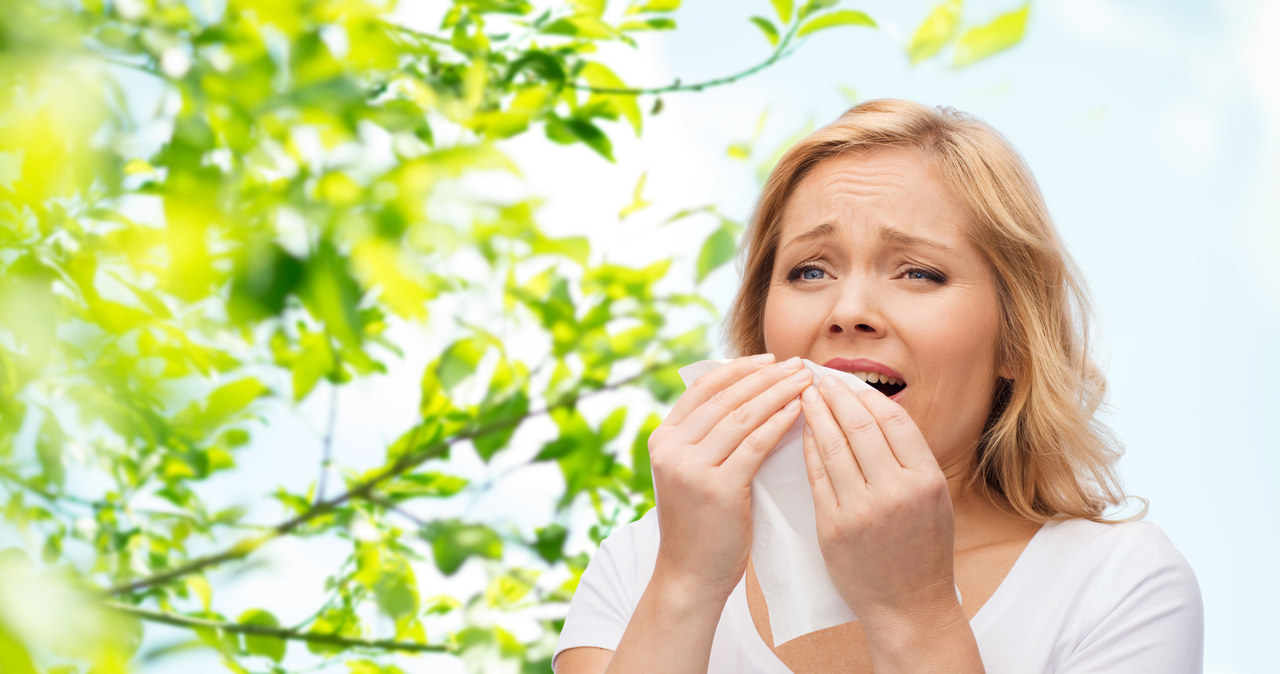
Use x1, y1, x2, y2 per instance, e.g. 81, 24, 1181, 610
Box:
953, 3, 1030, 68
906, 0, 1031, 68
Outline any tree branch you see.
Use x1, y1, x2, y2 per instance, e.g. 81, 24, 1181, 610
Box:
106, 601, 450, 654
105, 363, 667, 596
314, 384, 339, 504
569, 20, 803, 95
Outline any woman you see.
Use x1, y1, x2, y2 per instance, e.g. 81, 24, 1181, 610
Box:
554, 99, 1203, 673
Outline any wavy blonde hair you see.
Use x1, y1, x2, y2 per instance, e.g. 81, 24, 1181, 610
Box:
724, 99, 1144, 523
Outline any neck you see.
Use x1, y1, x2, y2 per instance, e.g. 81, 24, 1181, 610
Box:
943, 461, 1030, 552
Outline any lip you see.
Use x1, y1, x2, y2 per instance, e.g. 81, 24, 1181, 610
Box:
822, 358, 908, 400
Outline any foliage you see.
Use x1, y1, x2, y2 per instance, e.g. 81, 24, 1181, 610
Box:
0, 0, 1026, 671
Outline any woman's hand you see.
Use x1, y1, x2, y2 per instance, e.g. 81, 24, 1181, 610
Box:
799, 376, 959, 628
647, 354, 812, 602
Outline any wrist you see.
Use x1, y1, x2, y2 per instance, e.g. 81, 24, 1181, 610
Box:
860, 600, 981, 673
648, 564, 737, 616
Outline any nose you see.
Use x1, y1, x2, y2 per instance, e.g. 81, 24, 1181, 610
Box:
826, 279, 884, 338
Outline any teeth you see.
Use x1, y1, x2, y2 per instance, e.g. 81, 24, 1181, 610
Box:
853, 372, 905, 387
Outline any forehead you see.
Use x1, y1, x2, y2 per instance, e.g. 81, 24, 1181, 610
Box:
778, 147, 972, 246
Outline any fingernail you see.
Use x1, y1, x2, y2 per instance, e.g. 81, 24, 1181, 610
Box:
784, 399, 800, 412
802, 385, 819, 401
819, 375, 839, 389
782, 356, 802, 370
788, 369, 809, 383
752, 353, 775, 364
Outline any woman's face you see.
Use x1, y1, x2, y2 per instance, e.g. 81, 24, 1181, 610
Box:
762, 148, 1007, 472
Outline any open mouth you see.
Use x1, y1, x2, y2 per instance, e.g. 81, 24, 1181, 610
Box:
853, 372, 906, 398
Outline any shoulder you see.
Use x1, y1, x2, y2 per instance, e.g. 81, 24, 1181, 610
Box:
554, 509, 661, 665
1036, 517, 1197, 582
1029, 518, 1204, 667
590, 507, 661, 581
566, 508, 661, 612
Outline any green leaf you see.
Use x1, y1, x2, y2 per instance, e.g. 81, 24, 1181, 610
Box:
952, 3, 1029, 68
628, 0, 680, 12
202, 378, 270, 429
542, 14, 617, 40
307, 608, 361, 655
696, 222, 737, 283
631, 413, 660, 494
484, 568, 538, 608
300, 242, 364, 349
503, 51, 567, 88
472, 391, 530, 461
599, 407, 627, 442
797, 9, 877, 37
187, 575, 212, 611
383, 472, 469, 500
530, 234, 591, 264
292, 330, 335, 402
531, 524, 568, 563
36, 415, 66, 487
579, 62, 642, 135
617, 171, 651, 220
422, 520, 503, 575
907, 0, 963, 64
619, 17, 675, 31
749, 16, 780, 47
770, 0, 793, 24
546, 116, 615, 161
238, 609, 285, 662
374, 566, 418, 619
571, 0, 606, 18
434, 336, 488, 390
797, 0, 837, 21
0, 620, 37, 674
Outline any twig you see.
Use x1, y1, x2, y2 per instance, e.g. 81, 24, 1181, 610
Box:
314, 384, 339, 504
364, 494, 427, 529
106, 602, 449, 654
568, 20, 803, 95
105, 364, 666, 596
0, 466, 269, 531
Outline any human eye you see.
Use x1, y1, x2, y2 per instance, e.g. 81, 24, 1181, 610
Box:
786, 263, 829, 283
902, 267, 947, 284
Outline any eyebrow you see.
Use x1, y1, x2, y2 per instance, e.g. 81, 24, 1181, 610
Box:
779, 224, 953, 254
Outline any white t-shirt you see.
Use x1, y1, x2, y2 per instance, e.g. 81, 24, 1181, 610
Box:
554, 510, 1203, 673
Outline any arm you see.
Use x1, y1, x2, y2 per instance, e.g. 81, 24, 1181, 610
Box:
558, 573, 729, 674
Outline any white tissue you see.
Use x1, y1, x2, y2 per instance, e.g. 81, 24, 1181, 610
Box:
677, 358, 868, 646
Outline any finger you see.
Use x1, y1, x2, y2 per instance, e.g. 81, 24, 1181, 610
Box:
817, 376, 901, 483
699, 365, 812, 464
666, 353, 775, 427
677, 357, 804, 444
720, 396, 802, 479
851, 388, 938, 472
802, 423, 838, 510
799, 383, 865, 492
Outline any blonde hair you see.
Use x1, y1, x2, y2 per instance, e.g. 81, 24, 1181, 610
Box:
725, 99, 1144, 524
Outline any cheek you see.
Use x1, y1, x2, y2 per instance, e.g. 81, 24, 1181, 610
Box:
761, 287, 813, 355
913, 297, 1002, 389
